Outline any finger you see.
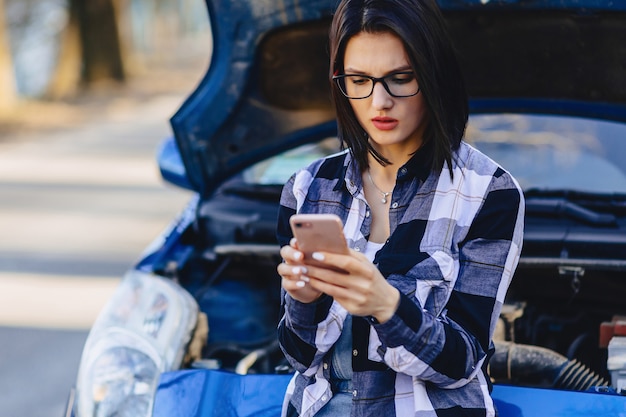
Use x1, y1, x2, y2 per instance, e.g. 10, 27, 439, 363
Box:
307, 276, 364, 307
349, 248, 370, 262
308, 251, 366, 277
277, 263, 309, 282
282, 276, 323, 304
301, 263, 349, 287
280, 244, 304, 264
303, 256, 382, 297
282, 276, 306, 291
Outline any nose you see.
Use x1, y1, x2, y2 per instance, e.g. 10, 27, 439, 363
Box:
371, 80, 393, 110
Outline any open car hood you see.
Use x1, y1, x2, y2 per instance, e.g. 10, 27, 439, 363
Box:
170, 0, 626, 196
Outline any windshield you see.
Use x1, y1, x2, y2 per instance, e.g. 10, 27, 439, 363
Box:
242, 114, 626, 194
466, 114, 626, 194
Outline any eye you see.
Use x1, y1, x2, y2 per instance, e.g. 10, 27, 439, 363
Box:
348, 76, 370, 86
388, 73, 415, 85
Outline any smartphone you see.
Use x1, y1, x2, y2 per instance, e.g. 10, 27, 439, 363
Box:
289, 214, 349, 271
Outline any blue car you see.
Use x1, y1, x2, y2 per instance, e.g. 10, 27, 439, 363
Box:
67, 0, 626, 416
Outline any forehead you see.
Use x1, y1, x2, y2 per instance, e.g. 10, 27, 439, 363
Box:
343, 31, 410, 73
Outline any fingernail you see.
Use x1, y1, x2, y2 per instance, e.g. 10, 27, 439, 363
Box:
292, 266, 308, 275
300, 275, 310, 282
312, 252, 325, 261
296, 281, 306, 288
294, 251, 303, 261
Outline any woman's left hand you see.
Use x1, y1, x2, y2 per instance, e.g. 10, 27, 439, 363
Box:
302, 249, 400, 324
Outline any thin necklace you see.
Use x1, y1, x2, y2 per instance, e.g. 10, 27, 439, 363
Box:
367, 170, 392, 204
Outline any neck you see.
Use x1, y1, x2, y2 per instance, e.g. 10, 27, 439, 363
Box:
365, 163, 396, 207
367, 163, 396, 187
367, 138, 421, 170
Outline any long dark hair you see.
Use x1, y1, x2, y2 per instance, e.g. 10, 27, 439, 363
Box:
329, 0, 468, 178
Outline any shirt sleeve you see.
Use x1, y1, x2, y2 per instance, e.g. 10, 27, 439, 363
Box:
372, 169, 525, 388
276, 173, 346, 375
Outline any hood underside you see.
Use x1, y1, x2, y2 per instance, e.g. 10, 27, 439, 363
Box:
171, 0, 626, 196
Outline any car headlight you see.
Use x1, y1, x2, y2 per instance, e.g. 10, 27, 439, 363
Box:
74, 270, 198, 417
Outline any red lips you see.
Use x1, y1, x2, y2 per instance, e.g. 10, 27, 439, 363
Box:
371, 116, 398, 131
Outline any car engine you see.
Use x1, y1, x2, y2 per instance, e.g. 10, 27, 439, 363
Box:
170, 182, 626, 394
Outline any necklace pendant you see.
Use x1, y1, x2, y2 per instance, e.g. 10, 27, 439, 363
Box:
367, 170, 392, 205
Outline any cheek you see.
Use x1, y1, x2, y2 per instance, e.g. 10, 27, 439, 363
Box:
408, 94, 427, 114
405, 97, 429, 126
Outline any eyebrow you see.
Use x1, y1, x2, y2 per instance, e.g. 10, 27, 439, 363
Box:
343, 65, 413, 75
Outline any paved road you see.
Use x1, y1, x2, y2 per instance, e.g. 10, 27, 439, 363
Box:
0, 94, 192, 417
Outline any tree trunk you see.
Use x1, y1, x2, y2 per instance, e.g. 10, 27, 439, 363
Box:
70, 0, 126, 85
46, 3, 82, 99
0, 0, 17, 112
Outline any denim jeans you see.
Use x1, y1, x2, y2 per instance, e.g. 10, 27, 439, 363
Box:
331, 314, 353, 380
316, 314, 354, 415
315, 391, 352, 416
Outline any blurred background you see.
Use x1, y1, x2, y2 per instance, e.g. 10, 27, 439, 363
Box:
0, 0, 210, 415
0, 0, 211, 124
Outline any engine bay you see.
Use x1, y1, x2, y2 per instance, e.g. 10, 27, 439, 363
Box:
165, 186, 626, 393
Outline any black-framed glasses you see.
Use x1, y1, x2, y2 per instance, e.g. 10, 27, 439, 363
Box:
333, 71, 420, 99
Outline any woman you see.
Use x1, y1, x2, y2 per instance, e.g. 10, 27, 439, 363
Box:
276, 0, 525, 415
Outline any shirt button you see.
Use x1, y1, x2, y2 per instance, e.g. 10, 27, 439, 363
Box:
323, 362, 328, 370
365, 210, 370, 218
353, 349, 358, 356
354, 247, 360, 252
400, 167, 407, 175
391, 202, 399, 209
353, 390, 357, 397
322, 395, 327, 402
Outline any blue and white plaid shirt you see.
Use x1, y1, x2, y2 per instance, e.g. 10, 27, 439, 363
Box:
277, 141, 525, 417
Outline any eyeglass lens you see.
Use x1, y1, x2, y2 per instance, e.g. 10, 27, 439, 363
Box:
336, 72, 419, 99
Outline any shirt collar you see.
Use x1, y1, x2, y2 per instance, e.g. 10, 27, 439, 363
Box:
342, 154, 361, 196
399, 141, 433, 183
342, 141, 433, 190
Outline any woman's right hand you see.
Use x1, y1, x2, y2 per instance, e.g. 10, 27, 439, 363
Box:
277, 238, 323, 303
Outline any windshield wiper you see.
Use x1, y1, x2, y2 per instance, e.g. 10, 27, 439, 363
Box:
525, 197, 617, 227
